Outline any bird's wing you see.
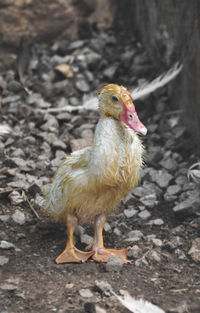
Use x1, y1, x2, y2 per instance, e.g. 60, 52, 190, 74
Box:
41, 146, 92, 215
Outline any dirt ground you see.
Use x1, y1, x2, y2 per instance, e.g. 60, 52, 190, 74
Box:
1, 197, 200, 312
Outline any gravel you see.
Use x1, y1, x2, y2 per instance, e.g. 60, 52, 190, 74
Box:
104, 255, 124, 272
79, 288, 93, 298
0, 256, 9, 266
188, 238, 200, 262
0, 240, 15, 250
128, 245, 142, 259
12, 209, 26, 225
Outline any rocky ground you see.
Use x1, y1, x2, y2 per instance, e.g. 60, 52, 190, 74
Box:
0, 28, 200, 313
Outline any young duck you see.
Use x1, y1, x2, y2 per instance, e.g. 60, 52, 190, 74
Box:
41, 84, 147, 263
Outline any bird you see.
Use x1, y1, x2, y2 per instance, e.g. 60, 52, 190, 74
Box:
41, 83, 147, 264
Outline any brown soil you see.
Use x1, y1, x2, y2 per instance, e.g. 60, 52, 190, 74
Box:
1, 200, 200, 313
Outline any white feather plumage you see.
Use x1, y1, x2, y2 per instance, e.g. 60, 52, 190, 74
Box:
111, 291, 166, 313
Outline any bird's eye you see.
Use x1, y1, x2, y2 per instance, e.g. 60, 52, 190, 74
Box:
112, 96, 118, 102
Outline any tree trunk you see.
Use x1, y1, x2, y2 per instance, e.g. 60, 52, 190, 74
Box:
117, 0, 200, 149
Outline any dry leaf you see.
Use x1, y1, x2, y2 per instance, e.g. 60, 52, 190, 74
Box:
55, 63, 74, 78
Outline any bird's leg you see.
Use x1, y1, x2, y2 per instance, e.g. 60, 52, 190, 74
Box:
92, 214, 131, 263
56, 214, 94, 264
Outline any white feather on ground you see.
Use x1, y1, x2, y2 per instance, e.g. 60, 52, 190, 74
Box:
0, 124, 12, 136
39, 63, 182, 114
187, 162, 200, 184
111, 291, 166, 313
131, 63, 182, 100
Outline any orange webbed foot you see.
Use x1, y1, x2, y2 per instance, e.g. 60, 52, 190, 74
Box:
92, 246, 131, 263
56, 247, 94, 264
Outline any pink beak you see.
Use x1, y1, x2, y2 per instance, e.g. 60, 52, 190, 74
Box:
120, 103, 147, 136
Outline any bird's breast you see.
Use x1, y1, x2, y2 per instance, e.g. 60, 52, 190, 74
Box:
89, 118, 143, 189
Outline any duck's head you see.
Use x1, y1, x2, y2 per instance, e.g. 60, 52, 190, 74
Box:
98, 84, 147, 136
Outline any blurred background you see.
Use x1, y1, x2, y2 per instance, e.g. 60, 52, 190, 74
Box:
0, 0, 200, 146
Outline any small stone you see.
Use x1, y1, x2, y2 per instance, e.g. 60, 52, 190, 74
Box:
151, 238, 163, 247
164, 193, 177, 202
146, 234, 156, 241
149, 169, 173, 188
148, 218, 164, 226
138, 210, 151, 219
85, 51, 102, 68
56, 112, 71, 122
126, 230, 143, 242
166, 185, 181, 195
11, 148, 25, 158
12, 210, 26, 225
67, 40, 84, 51
0, 283, 18, 291
55, 150, 67, 159
7, 80, 22, 92
145, 146, 163, 165
79, 289, 93, 298
124, 208, 138, 218
147, 250, 161, 263
172, 199, 199, 218
0, 215, 9, 222
75, 80, 90, 93
0, 256, 9, 266
175, 175, 187, 186
164, 184, 181, 201
103, 64, 118, 79
113, 227, 121, 236
41, 114, 59, 133
165, 236, 184, 251
175, 249, 186, 260
95, 305, 107, 313
8, 191, 24, 205
105, 255, 124, 272
171, 225, 185, 235
128, 245, 142, 259
188, 238, 200, 262
65, 283, 74, 289
75, 225, 85, 236
52, 139, 67, 150
94, 280, 111, 295
160, 158, 178, 172
69, 97, 79, 106
140, 194, 157, 208
81, 234, 93, 246
171, 236, 184, 248
135, 257, 148, 267
0, 240, 15, 250
104, 222, 111, 232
